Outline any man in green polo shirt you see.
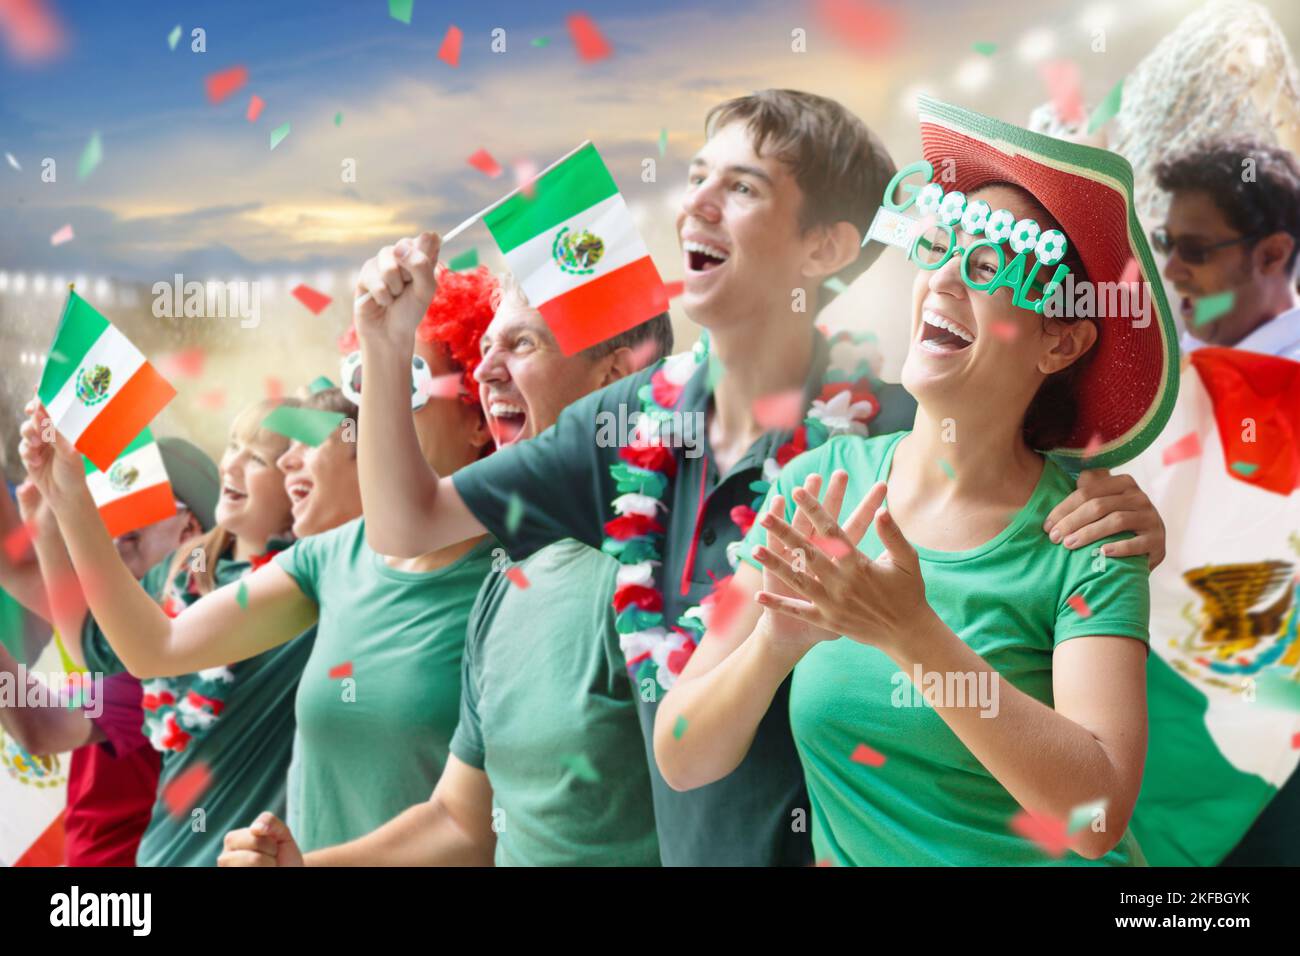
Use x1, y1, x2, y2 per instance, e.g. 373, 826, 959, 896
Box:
343, 90, 1171, 866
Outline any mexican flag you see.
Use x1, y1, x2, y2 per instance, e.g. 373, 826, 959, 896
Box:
1117, 348, 1300, 865
85, 428, 177, 538
38, 291, 176, 472
483, 142, 669, 355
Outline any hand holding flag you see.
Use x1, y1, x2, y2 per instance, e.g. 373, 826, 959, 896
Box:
18, 398, 87, 511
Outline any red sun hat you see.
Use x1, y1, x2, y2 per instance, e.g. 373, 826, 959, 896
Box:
915, 95, 1179, 468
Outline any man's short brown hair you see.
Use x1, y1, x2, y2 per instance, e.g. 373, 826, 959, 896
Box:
705, 89, 897, 283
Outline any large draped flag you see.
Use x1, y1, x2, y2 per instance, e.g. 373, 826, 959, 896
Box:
1118, 347, 1300, 865
37, 290, 176, 472
483, 142, 669, 355
85, 428, 177, 538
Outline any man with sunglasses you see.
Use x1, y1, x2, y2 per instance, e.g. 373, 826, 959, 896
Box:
1152, 137, 1300, 358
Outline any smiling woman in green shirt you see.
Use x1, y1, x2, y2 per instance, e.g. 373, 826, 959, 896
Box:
654, 98, 1181, 866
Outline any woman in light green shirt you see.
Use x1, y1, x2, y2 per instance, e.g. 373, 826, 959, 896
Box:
655, 99, 1181, 866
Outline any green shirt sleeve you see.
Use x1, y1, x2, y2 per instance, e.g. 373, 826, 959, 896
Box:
448, 579, 491, 771
451, 370, 649, 562
81, 553, 175, 675
273, 530, 328, 604
1053, 542, 1150, 647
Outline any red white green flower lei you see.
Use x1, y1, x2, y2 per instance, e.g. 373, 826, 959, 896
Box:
603, 331, 884, 694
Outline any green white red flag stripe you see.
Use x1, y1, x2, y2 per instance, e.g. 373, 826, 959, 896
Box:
483, 142, 668, 355
37, 291, 176, 472
83, 428, 177, 538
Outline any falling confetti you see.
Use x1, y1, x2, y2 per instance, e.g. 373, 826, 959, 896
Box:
752, 389, 805, 430
1066, 798, 1107, 835
438, 24, 462, 67
1039, 60, 1084, 126
160, 348, 206, 379
672, 715, 688, 739
505, 566, 530, 589
246, 94, 264, 123
1193, 291, 1235, 327
235, 580, 249, 610
264, 377, 284, 400
1010, 810, 1070, 858
162, 763, 212, 817
813, 0, 903, 55
560, 753, 601, 783
269, 122, 291, 150
0, 0, 66, 63
205, 65, 248, 105
290, 283, 332, 315
167, 24, 181, 51
512, 158, 538, 198
628, 339, 662, 372
938, 458, 955, 480
77, 132, 102, 181
663, 280, 685, 300
49, 223, 73, 246
988, 320, 1018, 342
388, 0, 413, 24
260, 406, 346, 447
308, 375, 334, 394
447, 248, 479, 271
5, 152, 19, 171
1087, 79, 1123, 136
810, 535, 852, 559
566, 13, 612, 62
658, 127, 667, 157
505, 493, 524, 537
972, 41, 997, 56
328, 661, 353, 680
1292, 732, 1300, 750
849, 742, 886, 767
1160, 431, 1202, 467
1066, 594, 1092, 618
531, 36, 550, 47
1254, 671, 1300, 712
3, 523, 35, 562
197, 389, 226, 411
1082, 432, 1104, 460
1229, 461, 1259, 478
705, 351, 725, 392
706, 576, 746, 636
334, 111, 343, 127
823, 276, 849, 294
418, 373, 464, 400
467, 148, 503, 178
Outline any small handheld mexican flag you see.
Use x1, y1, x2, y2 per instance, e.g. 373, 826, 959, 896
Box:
84, 428, 177, 538
37, 291, 176, 472
483, 142, 669, 355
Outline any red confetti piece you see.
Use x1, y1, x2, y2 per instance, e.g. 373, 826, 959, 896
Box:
419, 373, 464, 400
438, 24, 462, 67
812, 0, 902, 55
328, 661, 353, 680
1119, 256, 1140, 286
628, 338, 662, 372
467, 148, 503, 179
0, 0, 66, 63
849, 742, 886, 767
161, 348, 206, 379
264, 377, 284, 400
815, 858, 834, 867
246, 94, 264, 123
505, 566, 530, 589
1160, 431, 1202, 467
811, 535, 852, 559
566, 13, 612, 62
1292, 733, 1300, 750
707, 577, 746, 636
513, 158, 538, 198
1082, 432, 1104, 460
752, 389, 805, 430
197, 389, 226, 411
663, 280, 685, 300
3, 522, 35, 562
1066, 594, 1092, 618
988, 320, 1018, 342
162, 763, 212, 817
205, 65, 248, 105
1010, 810, 1071, 858
1040, 60, 1085, 126
49, 223, 74, 246
291, 283, 332, 315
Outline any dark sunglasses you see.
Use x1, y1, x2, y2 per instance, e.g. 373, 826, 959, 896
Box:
1150, 228, 1258, 265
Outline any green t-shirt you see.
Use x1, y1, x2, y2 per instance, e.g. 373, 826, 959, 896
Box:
275, 517, 495, 852
449, 540, 660, 866
81, 548, 314, 867
741, 431, 1152, 866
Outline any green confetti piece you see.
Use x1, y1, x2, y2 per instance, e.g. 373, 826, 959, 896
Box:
1193, 290, 1235, 327
561, 753, 601, 783
658, 127, 667, 157
972, 41, 997, 56
531, 36, 550, 47
706, 352, 725, 392
236, 580, 249, 610
269, 122, 291, 151
448, 248, 479, 271
260, 406, 345, 447
168, 24, 182, 51
938, 458, 955, 480
334, 111, 343, 127
1254, 671, 1300, 712
1086, 79, 1123, 136
77, 133, 102, 181
1066, 800, 1106, 835
66, 691, 83, 710
388, 0, 413, 24
823, 276, 849, 294
1230, 461, 1259, 477
505, 493, 524, 537
308, 375, 335, 394
672, 715, 688, 740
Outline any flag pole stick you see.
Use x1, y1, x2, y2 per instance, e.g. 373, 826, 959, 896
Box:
354, 140, 592, 309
